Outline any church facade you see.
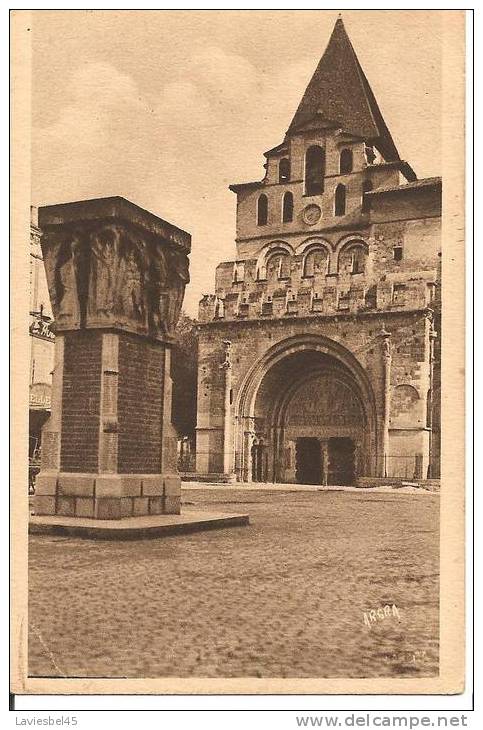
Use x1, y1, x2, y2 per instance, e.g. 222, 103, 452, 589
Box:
195, 18, 441, 485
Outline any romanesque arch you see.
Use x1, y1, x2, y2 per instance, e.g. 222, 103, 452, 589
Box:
296, 239, 332, 278
233, 334, 379, 484
337, 238, 369, 275
255, 240, 294, 280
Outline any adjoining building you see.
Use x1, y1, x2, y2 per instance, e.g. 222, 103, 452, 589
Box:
195, 17, 441, 485
29, 205, 55, 462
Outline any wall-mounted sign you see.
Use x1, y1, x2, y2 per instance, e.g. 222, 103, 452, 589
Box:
30, 382, 52, 410
29, 315, 55, 341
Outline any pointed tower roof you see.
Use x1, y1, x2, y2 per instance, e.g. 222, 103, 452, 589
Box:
288, 17, 400, 162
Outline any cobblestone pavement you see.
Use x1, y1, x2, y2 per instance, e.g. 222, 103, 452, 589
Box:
28, 488, 439, 678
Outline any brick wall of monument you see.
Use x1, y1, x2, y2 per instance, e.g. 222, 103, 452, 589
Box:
61, 330, 102, 473
117, 334, 165, 474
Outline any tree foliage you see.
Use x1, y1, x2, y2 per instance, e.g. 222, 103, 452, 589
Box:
171, 311, 198, 439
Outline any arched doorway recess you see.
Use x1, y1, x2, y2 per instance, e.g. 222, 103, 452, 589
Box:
234, 335, 378, 484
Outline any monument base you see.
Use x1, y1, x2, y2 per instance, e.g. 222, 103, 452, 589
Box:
33, 472, 181, 519
29, 510, 250, 540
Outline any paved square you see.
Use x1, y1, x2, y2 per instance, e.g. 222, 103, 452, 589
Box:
28, 487, 439, 678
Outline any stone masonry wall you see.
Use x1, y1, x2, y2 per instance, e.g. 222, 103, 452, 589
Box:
196, 309, 432, 478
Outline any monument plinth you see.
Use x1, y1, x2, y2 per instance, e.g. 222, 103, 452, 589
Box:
33, 196, 190, 520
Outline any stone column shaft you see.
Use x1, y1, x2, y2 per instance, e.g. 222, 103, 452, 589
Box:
223, 366, 232, 474
220, 340, 234, 478
381, 328, 392, 478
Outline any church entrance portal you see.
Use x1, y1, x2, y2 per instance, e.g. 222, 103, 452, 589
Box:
251, 443, 266, 482
295, 437, 323, 485
294, 436, 356, 485
328, 437, 355, 485
236, 337, 377, 484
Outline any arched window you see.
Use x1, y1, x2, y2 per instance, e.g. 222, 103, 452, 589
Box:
340, 148, 353, 174
257, 194, 268, 226
303, 247, 329, 277
282, 192, 294, 223
305, 145, 325, 196
335, 184, 346, 216
267, 251, 290, 280
361, 179, 373, 212
279, 158, 290, 183
339, 242, 367, 275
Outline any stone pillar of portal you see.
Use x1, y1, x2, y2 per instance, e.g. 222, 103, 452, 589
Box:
428, 318, 437, 478
220, 339, 234, 478
33, 196, 191, 519
380, 325, 392, 478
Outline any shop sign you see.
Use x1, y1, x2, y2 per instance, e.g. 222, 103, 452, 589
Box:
30, 382, 51, 410
30, 316, 55, 341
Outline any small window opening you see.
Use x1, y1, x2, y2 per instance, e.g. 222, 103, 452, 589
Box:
282, 192, 294, 223
338, 292, 350, 310
340, 148, 353, 174
257, 194, 268, 226
305, 145, 325, 195
335, 184, 346, 216
393, 247, 403, 262
279, 158, 290, 183
362, 179, 373, 212
365, 287, 377, 309
364, 145, 376, 165
392, 284, 407, 304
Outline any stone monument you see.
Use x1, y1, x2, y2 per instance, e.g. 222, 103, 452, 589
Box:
33, 196, 190, 520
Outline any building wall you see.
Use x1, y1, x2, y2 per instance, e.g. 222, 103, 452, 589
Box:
29, 206, 55, 456
234, 131, 402, 261
196, 307, 435, 482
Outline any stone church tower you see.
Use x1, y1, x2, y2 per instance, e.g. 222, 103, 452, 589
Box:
196, 17, 441, 485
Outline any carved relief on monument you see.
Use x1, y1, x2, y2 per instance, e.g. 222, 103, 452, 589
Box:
41, 221, 190, 340
42, 231, 83, 330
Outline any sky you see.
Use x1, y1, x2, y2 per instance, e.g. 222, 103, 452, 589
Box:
30, 10, 443, 317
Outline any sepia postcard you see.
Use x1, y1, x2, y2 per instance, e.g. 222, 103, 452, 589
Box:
10, 9, 466, 697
